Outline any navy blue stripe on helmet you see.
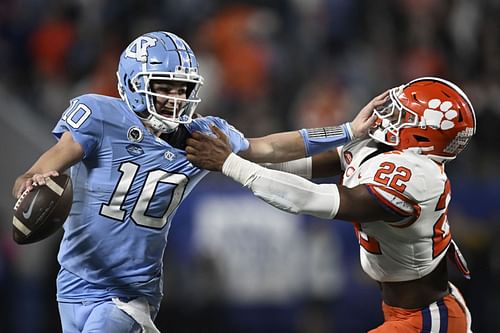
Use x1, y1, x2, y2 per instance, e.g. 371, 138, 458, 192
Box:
164, 33, 182, 65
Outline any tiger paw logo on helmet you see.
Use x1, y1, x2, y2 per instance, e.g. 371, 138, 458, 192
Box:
423, 99, 459, 130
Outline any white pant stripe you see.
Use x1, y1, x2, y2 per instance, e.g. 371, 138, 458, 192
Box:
428, 301, 441, 332
449, 282, 473, 333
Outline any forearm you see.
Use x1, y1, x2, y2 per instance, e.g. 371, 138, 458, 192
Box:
311, 149, 343, 178
262, 157, 312, 179
262, 148, 343, 180
244, 131, 306, 163
242, 91, 384, 164
244, 123, 352, 163
13, 132, 83, 197
222, 153, 340, 219
25, 143, 82, 175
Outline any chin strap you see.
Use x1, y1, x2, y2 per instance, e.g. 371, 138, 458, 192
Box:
146, 114, 179, 133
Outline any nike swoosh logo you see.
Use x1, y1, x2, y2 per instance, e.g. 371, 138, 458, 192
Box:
22, 190, 40, 220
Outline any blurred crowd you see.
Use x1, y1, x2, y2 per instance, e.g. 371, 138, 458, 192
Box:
1, 0, 499, 332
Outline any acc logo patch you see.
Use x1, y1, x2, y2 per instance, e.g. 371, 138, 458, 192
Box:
126, 144, 144, 156
164, 150, 176, 161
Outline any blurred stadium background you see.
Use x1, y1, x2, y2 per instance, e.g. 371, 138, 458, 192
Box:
1, 0, 499, 332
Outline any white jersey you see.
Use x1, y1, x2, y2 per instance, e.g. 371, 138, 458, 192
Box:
338, 139, 452, 282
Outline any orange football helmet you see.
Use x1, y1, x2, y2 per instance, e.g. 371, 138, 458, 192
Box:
369, 77, 476, 161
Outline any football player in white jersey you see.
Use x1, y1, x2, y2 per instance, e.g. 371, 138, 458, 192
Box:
186, 77, 476, 332
12, 31, 377, 333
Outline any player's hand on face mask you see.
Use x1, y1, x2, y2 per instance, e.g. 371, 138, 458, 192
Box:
186, 125, 232, 171
350, 90, 389, 138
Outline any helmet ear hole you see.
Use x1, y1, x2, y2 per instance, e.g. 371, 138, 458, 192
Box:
127, 78, 136, 92
413, 135, 430, 142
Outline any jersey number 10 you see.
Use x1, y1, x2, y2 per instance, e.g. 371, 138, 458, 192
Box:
100, 162, 188, 229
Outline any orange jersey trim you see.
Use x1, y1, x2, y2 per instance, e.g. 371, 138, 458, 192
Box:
365, 184, 421, 228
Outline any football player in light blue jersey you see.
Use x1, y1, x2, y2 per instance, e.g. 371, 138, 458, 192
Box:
12, 31, 376, 333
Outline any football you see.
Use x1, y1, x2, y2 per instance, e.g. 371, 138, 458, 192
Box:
12, 174, 73, 244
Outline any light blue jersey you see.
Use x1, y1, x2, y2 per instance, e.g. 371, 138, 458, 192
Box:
53, 94, 248, 307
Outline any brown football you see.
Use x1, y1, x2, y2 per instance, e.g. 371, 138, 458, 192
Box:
12, 174, 73, 244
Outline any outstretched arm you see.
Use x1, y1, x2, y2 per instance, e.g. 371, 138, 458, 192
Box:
240, 90, 388, 163
186, 126, 400, 222
12, 131, 84, 198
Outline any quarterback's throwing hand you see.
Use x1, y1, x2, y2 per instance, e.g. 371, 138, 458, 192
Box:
13, 171, 60, 199
186, 125, 232, 171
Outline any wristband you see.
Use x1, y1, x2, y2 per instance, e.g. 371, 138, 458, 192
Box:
299, 123, 353, 156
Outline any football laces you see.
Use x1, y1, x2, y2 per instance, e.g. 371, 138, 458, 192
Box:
14, 187, 32, 212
